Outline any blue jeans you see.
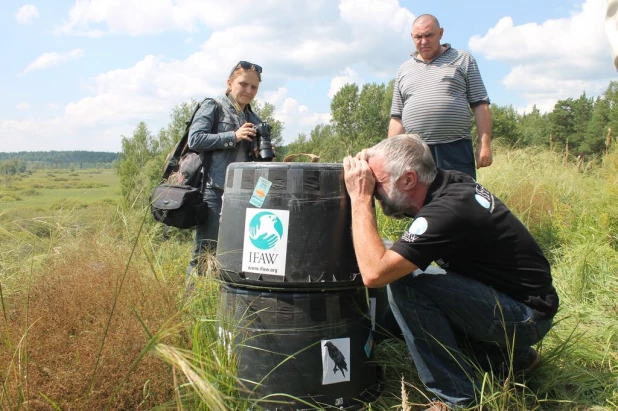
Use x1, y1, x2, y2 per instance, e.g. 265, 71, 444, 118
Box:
429, 139, 476, 180
387, 268, 553, 408
186, 187, 223, 276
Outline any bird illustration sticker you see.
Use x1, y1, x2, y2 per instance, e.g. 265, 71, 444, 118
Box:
242, 209, 289, 276
322, 338, 350, 384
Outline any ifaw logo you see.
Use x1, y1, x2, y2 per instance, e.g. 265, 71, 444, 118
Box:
248, 211, 284, 250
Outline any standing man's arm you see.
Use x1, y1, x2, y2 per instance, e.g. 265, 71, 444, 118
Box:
473, 103, 492, 169
388, 117, 405, 137
389, 68, 406, 138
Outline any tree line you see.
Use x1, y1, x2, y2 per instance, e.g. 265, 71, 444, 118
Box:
286, 80, 618, 162
117, 80, 618, 208
0, 151, 119, 168
491, 84, 618, 155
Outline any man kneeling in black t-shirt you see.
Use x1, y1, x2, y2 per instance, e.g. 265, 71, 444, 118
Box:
343, 134, 558, 411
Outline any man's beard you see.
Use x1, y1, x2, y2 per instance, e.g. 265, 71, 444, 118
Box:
379, 185, 410, 219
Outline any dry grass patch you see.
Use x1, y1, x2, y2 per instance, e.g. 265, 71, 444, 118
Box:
1, 234, 183, 410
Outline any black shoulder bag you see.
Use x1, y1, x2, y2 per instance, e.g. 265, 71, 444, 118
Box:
150, 99, 220, 230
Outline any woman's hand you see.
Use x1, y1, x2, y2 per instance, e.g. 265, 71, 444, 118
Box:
235, 122, 256, 143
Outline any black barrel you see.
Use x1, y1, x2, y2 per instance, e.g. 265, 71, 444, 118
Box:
368, 286, 403, 341
370, 239, 403, 341
218, 284, 380, 410
216, 162, 361, 290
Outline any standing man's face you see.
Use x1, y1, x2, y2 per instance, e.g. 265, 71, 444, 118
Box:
412, 18, 444, 62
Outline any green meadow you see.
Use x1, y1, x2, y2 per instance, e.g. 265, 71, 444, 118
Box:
0, 168, 118, 207
1, 145, 617, 410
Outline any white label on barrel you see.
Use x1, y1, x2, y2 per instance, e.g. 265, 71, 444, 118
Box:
321, 338, 350, 384
242, 208, 289, 276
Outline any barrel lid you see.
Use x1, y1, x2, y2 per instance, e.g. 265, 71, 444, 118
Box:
227, 162, 343, 171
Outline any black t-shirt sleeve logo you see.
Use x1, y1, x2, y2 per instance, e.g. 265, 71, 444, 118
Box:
474, 184, 495, 212
401, 217, 428, 242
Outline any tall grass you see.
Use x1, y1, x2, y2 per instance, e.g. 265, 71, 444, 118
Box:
474, 145, 618, 410
0, 204, 182, 409
1, 145, 617, 409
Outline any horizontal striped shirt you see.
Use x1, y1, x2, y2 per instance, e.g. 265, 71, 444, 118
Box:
391, 44, 490, 145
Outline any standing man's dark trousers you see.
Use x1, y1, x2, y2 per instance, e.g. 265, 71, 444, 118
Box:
429, 139, 476, 180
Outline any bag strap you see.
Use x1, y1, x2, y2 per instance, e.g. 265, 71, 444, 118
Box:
162, 98, 217, 180
199, 100, 221, 193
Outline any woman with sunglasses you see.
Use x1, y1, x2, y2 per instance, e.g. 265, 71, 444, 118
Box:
185, 60, 268, 282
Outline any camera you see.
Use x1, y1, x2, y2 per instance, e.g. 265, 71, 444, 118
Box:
252, 122, 275, 161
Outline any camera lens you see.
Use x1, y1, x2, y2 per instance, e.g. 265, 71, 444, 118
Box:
253, 122, 274, 161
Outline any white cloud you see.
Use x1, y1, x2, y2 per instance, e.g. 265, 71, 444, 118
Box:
1, 53, 224, 151
0, 0, 414, 151
55, 0, 413, 75
48, 103, 60, 110
55, 0, 243, 36
328, 68, 364, 98
50, 0, 414, 84
264, 87, 331, 142
16, 102, 30, 110
262, 88, 289, 106
469, 0, 612, 111
0, 117, 127, 152
15, 4, 39, 24
23, 49, 85, 74
54, 0, 414, 72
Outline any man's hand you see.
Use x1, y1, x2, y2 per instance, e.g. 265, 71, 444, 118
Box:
343, 154, 375, 203
475, 141, 493, 169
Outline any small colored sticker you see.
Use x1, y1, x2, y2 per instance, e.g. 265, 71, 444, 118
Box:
364, 332, 374, 358
250, 177, 272, 208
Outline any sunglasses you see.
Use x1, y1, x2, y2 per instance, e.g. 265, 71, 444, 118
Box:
231, 61, 262, 76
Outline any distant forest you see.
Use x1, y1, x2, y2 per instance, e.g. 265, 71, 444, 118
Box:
0, 151, 119, 170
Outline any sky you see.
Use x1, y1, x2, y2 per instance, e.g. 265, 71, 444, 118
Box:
0, 0, 616, 153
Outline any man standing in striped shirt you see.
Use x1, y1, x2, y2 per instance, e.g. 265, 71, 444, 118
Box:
389, 14, 492, 180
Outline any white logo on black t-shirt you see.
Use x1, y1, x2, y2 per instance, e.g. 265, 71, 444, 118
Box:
401, 217, 428, 242
475, 194, 490, 209
475, 184, 495, 212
